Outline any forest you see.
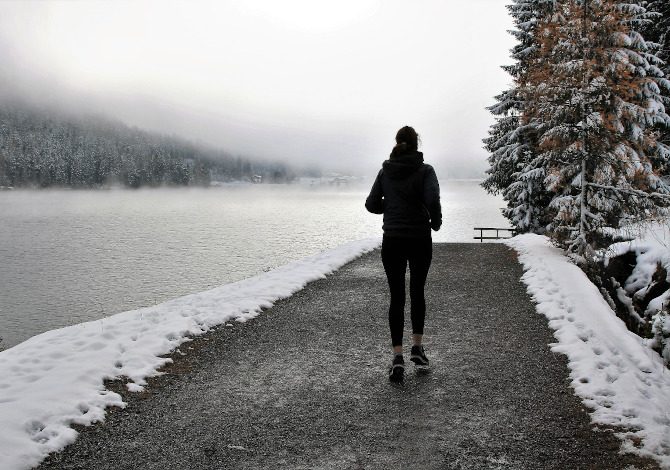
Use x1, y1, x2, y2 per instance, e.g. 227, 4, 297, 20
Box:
0, 100, 296, 188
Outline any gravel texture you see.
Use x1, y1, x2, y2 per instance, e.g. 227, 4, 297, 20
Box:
36, 243, 659, 469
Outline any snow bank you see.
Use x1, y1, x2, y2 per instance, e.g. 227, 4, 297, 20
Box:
605, 223, 670, 268
604, 222, 670, 363
507, 234, 670, 467
605, 223, 670, 303
0, 237, 381, 470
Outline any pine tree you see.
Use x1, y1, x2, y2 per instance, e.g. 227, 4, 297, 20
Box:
483, 0, 556, 232
523, 0, 670, 259
644, 1, 669, 64
642, 0, 670, 167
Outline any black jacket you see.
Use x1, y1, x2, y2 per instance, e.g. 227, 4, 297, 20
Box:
365, 149, 442, 238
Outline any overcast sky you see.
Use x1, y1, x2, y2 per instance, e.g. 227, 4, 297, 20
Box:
0, 0, 515, 176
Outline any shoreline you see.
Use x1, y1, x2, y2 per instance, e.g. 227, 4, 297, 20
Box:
0, 238, 380, 469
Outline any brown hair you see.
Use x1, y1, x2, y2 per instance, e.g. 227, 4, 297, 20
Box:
394, 126, 420, 152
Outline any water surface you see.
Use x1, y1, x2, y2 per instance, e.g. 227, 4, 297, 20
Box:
0, 181, 508, 348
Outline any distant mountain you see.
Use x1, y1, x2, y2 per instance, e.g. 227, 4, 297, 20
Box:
0, 100, 295, 188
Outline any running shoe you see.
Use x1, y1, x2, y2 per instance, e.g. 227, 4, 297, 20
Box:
389, 355, 405, 383
410, 345, 429, 367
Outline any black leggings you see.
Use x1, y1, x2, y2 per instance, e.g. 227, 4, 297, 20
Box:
381, 236, 433, 347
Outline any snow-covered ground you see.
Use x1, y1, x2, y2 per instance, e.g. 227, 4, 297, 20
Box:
605, 222, 670, 363
508, 234, 670, 468
4, 233, 668, 469
0, 238, 380, 470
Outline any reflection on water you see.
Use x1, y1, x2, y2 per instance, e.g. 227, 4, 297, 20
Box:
0, 181, 507, 348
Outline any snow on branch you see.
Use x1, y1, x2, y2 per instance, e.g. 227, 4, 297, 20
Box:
585, 182, 670, 201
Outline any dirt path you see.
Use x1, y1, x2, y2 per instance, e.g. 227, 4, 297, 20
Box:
37, 244, 658, 469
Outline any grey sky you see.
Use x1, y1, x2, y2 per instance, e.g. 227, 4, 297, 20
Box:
0, 0, 515, 175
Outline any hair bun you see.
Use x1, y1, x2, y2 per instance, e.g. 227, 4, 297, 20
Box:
395, 126, 419, 151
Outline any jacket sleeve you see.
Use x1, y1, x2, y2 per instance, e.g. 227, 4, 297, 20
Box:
423, 166, 442, 231
365, 170, 384, 214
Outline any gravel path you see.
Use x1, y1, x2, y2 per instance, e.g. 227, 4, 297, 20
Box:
37, 243, 658, 469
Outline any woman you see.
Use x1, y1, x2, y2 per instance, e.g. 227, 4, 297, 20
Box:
365, 126, 442, 383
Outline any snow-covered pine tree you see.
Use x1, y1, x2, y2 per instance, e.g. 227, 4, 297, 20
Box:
483, 0, 556, 232
643, 1, 670, 66
523, 0, 670, 260
642, 0, 670, 172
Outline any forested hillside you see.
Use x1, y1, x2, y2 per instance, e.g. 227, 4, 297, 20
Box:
0, 101, 295, 188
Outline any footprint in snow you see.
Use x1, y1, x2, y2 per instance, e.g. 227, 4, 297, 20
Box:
25, 419, 45, 434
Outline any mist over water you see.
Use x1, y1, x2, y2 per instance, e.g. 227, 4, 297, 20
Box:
0, 182, 507, 348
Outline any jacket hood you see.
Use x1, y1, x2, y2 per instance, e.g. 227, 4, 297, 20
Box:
382, 149, 424, 179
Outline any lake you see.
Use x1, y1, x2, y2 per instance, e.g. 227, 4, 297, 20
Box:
0, 180, 508, 349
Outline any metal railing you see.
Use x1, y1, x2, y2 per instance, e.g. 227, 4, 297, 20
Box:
473, 227, 516, 242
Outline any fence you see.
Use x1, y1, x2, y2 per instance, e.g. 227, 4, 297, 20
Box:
473, 227, 516, 242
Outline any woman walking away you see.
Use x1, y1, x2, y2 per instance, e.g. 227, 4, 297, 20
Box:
365, 126, 442, 383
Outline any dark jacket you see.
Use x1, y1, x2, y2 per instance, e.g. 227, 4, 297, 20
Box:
365, 149, 442, 238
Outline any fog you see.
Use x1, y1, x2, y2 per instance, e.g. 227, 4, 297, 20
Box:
0, 0, 515, 176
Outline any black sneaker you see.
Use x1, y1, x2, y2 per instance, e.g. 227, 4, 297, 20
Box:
410, 345, 429, 367
389, 355, 404, 383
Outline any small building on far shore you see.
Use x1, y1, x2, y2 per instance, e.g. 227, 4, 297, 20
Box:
298, 174, 364, 187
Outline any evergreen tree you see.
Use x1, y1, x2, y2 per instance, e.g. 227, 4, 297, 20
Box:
644, 1, 669, 64
522, 0, 670, 259
483, 0, 556, 232
642, 0, 670, 164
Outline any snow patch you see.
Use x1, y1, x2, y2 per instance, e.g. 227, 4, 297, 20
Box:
507, 234, 670, 468
603, 222, 670, 362
604, 223, 670, 282
0, 237, 380, 470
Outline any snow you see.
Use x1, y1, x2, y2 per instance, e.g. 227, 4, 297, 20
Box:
604, 223, 670, 300
0, 237, 381, 470
507, 234, 670, 468
603, 222, 670, 362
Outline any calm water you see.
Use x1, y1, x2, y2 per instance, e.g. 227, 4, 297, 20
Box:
0, 181, 507, 349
